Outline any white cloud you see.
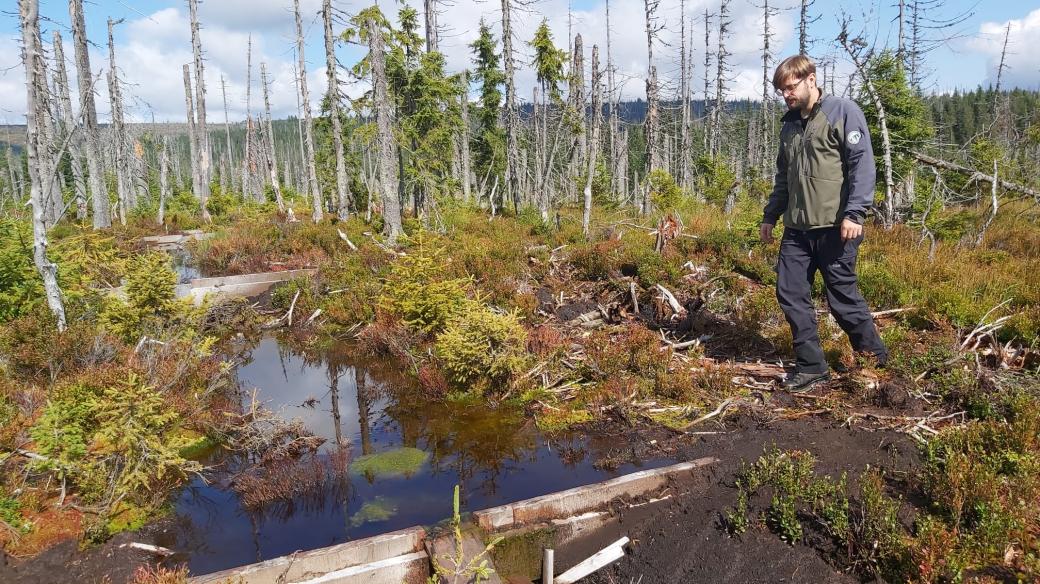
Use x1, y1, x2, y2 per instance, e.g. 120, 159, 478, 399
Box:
966, 8, 1040, 90
0, 0, 801, 125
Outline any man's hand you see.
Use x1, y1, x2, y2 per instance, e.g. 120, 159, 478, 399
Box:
840, 218, 863, 242
760, 223, 775, 244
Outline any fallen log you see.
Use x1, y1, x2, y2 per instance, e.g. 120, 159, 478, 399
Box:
913, 152, 1039, 199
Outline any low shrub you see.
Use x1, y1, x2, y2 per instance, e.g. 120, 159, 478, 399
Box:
434, 302, 528, 395
378, 232, 471, 334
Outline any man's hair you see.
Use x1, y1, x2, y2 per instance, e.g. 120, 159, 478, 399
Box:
772, 55, 816, 90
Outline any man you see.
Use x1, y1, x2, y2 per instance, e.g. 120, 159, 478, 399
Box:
761, 55, 888, 391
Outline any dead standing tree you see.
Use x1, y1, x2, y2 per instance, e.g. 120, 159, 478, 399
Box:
582, 45, 602, 238
69, 0, 110, 228
501, 0, 520, 213
838, 20, 895, 227
368, 15, 402, 243
710, 0, 731, 160
643, 0, 663, 182
107, 18, 131, 225
187, 0, 212, 221
758, 0, 778, 177
20, 0, 67, 331
323, 0, 352, 220
260, 62, 286, 211
51, 31, 87, 220
294, 0, 324, 223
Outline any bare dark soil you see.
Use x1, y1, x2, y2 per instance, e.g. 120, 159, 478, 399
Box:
0, 521, 175, 584
581, 407, 922, 584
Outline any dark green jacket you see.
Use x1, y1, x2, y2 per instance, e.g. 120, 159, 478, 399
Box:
763, 92, 876, 230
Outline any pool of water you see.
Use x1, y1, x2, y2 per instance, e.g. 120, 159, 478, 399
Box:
162, 336, 675, 575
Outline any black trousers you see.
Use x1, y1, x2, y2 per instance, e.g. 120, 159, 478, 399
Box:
776, 227, 887, 374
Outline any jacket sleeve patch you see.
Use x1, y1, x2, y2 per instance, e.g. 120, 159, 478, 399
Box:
846, 130, 862, 145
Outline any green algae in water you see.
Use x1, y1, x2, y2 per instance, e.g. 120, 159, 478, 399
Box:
349, 447, 429, 478
349, 496, 398, 527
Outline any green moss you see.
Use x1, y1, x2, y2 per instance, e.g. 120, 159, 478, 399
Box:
489, 525, 558, 580
349, 496, 398, 527
535, 407, 592, 433
349, 447, 430, 479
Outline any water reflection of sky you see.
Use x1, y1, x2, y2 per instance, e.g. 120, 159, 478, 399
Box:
166, 337, 675, 576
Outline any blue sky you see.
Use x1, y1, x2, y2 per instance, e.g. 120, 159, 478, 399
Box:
1, 0, 1038, 123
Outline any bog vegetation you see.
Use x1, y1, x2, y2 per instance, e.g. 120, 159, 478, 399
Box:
2, 0, 1040, 582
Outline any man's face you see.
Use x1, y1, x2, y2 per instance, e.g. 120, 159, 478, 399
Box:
778, 72, 816, 110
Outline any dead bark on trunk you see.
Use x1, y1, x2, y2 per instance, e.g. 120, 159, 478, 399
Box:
261, 62, 285, 211
424, 0, 439, 54
159, 136, 170, 225
295, 0, 324, 223
107, 18, 129, 225
711, 0, 731, 160
582, 45, 601, 238
69, 0, 109, 228
644, 0, 661, 176
323, 0, 351, 220
679, 2, 692, 189
188, 0, 212, 220
460, 70, 472, 202
220, 74, 234, 193
242, 36, 257, 201
51, 31, 87, 221
369, 17, 402, 242
605, 0, 620, 200
183, 64, 204, 217
501, 0, 519, 213
20, 0, 66, 330
570, 34, 586, 198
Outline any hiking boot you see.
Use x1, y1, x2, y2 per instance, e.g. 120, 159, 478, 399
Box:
781, 371, 830, 392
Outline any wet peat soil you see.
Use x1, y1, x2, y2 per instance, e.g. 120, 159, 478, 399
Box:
1, 381, 924, 584
581, 396, 924, 584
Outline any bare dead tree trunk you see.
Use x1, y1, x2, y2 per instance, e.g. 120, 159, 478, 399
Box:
501, 0, 519, 213
570, 33, 586, 200
702, 10, 713, 156
220, 73, 235, 193
188, 0, 212, 220
69, 0, 109, 228
976, 160, 999, 245
839, 25, 894, 227
294, 0, 324, 223
107, 18, 130, 225
711, 0, 731, 160
897, 0, 906, 69
20, 0, 66, 330
678, 1, 691, 189
159, 135, 170, 225
369, 16, 402, 242
51, 31, 87, 221
241, 36, 255, 199
37, 51, 63, 226
323, 0, 351, 220
260, 62, 285, 211
644, 0, 661, 176
460, 70, 472, 202
605, 0, 619, 200
424, 0, 439, 54
183, 64, 204, 216
760, 0, 776, 177
583, 45, 601, 238
799, 0, 815, 56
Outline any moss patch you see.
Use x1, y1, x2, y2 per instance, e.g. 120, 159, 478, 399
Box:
489, 525, 558, 580
349, 496, 398, 527
349, 447, 430, 479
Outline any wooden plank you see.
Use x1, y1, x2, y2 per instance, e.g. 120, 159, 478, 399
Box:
190, 526, 426, 584
474, 458, 717, 533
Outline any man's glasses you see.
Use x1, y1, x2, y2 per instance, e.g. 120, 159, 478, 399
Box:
775, 77, 807, 96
